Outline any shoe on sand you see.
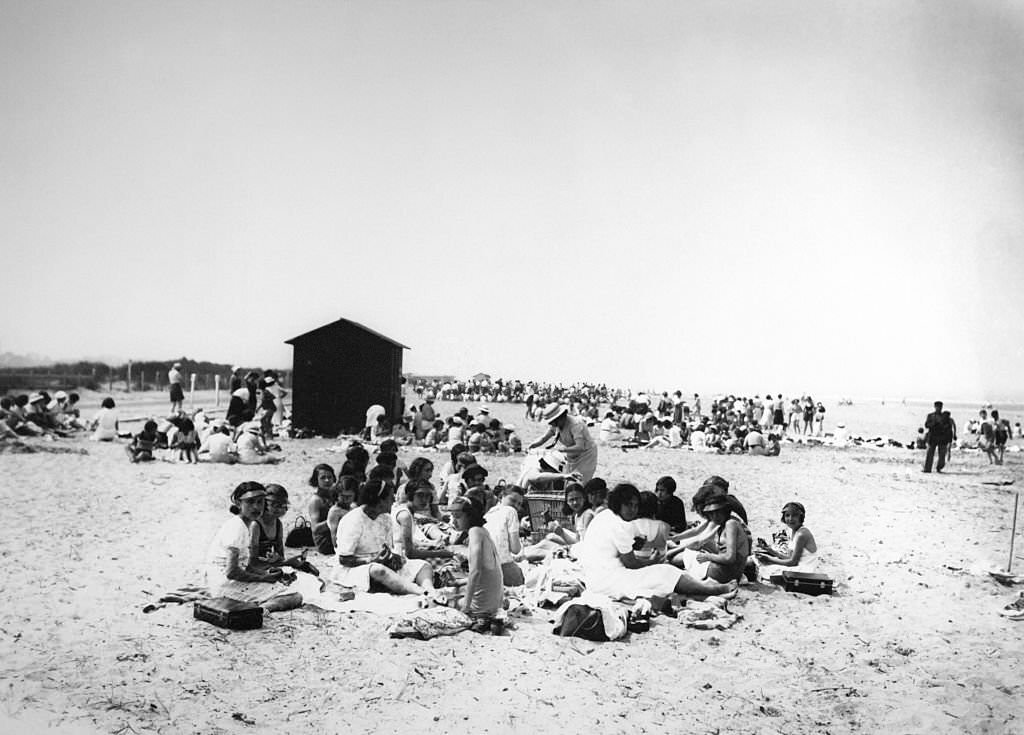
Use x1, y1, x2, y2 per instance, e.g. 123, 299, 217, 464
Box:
999, 591, 1024, 618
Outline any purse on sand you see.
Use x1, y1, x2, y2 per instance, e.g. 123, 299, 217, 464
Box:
285, 516, 314, 548
552, 604, 609, 642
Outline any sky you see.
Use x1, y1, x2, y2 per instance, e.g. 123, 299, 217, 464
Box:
2, 1, 1023, 402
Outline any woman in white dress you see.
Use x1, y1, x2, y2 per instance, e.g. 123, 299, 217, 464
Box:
577, 484, 736, 600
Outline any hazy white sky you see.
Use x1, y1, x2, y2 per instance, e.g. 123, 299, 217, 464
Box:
2, 1, 1023, 401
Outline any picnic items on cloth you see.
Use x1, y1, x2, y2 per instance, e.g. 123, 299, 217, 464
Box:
387, 606, 474, 640
194, 597, 264, 630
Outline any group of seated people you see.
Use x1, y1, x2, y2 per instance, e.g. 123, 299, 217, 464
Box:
0, 391, 88, 439
206, 441, 820, 629
599, 408, 783, 456
371, 400, 524, 454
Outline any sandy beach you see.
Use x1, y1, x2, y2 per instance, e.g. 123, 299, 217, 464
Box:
1, 397, 1022, 734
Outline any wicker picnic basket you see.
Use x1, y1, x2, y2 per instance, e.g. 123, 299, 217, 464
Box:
525, 490, 573, 543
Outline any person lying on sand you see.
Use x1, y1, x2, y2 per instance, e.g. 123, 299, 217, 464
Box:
755, 502, 818, 573
334, 480, 438, 598
205, 482, 302, 613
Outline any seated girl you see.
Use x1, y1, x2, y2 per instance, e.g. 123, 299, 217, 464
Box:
205, 482, 302, 613
755, 502, 818, 579
334, 480, 437, 598
520, 482, 594, 561
90, 397, 119, 441
666, 481, 750, 570
631, 491, 669, 561
327, 476, 359, 548
125, 420, 159, 463
306, 463, 337, 554
692, 496, 751, 583
484, 485, 526, 585
251, 485, 308, 570
392, 478, 456, 563
447, 494, 503, 623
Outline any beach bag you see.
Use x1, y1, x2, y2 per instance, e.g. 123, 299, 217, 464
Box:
193, 597, 263, 630
553, 604, 609, 642
285, 517, 314, 548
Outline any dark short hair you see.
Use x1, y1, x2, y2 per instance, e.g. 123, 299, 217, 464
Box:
407, 457, 434, 481
339, 460, 365, 481
404, 478, 435, 502
702, 475, 729, 492
265, 483, 288, 500
230, 481, 266, 514
357, 480, 394, 507
583, 477, 608, 501
607, 483, 640, 515
368, 465, 395, 482
336, 476, 359, 497
692, 483, 725, 515
101, 397, 116, 409
345, 444, 370, 469
637, 491, 659, 519
781, 501, 805, 524
69, 392, 80, 402
460, 491, 487, 527
561, 482, 589, 515
379, 439, 399, 454
655, 476, 676, 494
143, 420, 158, 432
376, 451, 398, 468
309, 463, 336, 487
449, 443, 468, 465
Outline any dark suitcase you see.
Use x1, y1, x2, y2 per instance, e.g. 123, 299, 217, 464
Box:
781, 571, 834, 596
194, 597, 264, 629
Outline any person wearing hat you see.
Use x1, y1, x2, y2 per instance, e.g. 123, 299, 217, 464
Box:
199, 419, 237, 463
167, 362, 185, 414
236, 421, 281, 464
692, 495, 751, 583
528, 404, 598, 482
205, 482, 303, 612
473, 405, 491, 427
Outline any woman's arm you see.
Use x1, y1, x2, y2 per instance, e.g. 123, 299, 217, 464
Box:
696, 520, 739, 565
617, 549, 659, 569
307, 496, 328, 525
398, 508, 453, 560
528, 427, 555, 450
461, 528, 485, 612
758, 528, 813, 566
669, 519, 710, 544
223, 547, 280, 583
507, 511, 522, 556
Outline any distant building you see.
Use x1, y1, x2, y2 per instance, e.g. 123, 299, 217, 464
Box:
285, 318, 408, 435
472, 372, 492, 383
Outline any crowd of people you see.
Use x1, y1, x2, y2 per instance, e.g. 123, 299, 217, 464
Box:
206, 442, 822, 627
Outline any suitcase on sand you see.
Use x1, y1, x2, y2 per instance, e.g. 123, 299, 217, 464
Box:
780, 571, 834, 596
194, 597, 264, 630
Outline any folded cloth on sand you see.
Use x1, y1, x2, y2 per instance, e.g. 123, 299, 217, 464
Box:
158, 585, 210, 604
388, 607, 473, 639
680, 600, 742, 630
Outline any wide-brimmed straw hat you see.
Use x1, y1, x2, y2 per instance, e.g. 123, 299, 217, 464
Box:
702, 498, 730, 513
540, 449, 566, 472
542, 404, 569, 423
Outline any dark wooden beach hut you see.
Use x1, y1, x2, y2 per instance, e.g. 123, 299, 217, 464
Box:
285, 318, 408, 435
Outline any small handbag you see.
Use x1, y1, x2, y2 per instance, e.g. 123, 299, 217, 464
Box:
553, 604, 609, 642
284, 516, 315, 548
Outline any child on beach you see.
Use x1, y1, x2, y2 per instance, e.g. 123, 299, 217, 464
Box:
327, 476, 359, 547
171, 418, 200, 463
755, 502, 818, 579
654, 476, 688, 533
632, 491, 670, 561
125, 420, 159, 463
90, 397, 119, 441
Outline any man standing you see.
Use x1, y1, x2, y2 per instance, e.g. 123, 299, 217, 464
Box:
923, 401, 952, 473
168, 362, 184, 414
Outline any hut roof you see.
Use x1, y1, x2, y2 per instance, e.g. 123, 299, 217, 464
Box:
285, 318, 409, 349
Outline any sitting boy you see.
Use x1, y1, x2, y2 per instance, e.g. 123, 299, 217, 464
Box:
126, 420, 159, 463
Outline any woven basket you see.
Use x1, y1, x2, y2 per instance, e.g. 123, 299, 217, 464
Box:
525, 491, 573, 543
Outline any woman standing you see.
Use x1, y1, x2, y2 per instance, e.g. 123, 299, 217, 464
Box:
528, 404, 598, 483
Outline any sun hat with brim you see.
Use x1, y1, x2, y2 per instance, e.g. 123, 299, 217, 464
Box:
28, 393, 45, 403
232, 388, 249, 399
540, 450, 567, 472
54, 390, 68, 401
504, 423, 516, 431
542, 404, 569, 423
702, 498, 731, 513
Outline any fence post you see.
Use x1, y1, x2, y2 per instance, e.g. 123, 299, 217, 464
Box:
215, 375, 221, 408
126, 361, 132, 393
189, 373, 196, 412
